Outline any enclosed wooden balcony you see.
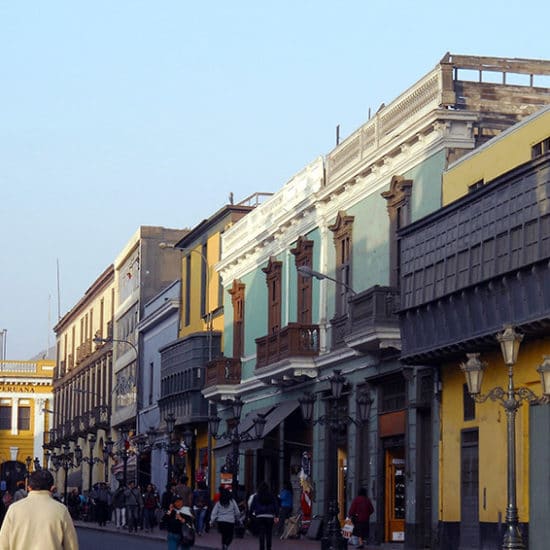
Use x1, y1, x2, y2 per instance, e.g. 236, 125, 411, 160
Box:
254, 323, 319, 385
202, 356, 242, 402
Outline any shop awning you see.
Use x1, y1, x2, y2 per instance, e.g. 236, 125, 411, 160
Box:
213, 399, 300, 458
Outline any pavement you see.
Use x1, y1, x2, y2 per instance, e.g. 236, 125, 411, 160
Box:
74, 520, 384, 549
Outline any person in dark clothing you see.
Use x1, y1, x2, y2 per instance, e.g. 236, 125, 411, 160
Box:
249, 482, 279, 550
92, 482, 111, 526
192, 480, 210, 535
210, 487, 240, 550
164, 495, 194, 550
348, 486, 374, 548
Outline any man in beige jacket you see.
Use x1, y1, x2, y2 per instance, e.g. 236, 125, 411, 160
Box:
0, 469, 79, 550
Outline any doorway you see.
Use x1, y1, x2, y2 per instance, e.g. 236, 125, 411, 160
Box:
459, 429, 479, 549
385, 447, 405, 542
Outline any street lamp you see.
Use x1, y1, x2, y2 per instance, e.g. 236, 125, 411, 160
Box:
103, 437, 114, 483
49, 444, 77, 503
461, 325, 550, 550
146, 412, 182, 485
74, 434, 103, 492
297, 265, 357, 296
208, 397, 267, 496
299, 369, 372, 550
183, 427, 196, 490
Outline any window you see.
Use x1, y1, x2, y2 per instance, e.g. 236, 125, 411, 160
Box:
531, 136, 550, 159
149, 362, 154, 405
262, 258, 282, 334
329, 212, 354, 316
185, 254, 191, 326
18, 406, 30, 431
382, 175, 412, 288
463, 383, 475, 421
291, 236, 314, 324
380, 377, 406, 412
0, 405, 11, 430
229, 280, 245, 358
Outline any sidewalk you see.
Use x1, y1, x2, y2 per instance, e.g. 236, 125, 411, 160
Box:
74, 520, 382, 549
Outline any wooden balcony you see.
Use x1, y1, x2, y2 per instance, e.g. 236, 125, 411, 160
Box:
254, 323, 319, 385
205, 357, 241, 387
344, 285, 401, 353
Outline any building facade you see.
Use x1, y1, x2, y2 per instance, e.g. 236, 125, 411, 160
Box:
50, 265, 115, 494
400, 106, 550, 549
206, 53, 550, 549
0, 359, 54, 493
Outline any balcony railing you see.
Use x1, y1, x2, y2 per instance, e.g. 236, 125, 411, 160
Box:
205, 357, 242, 388
255, 323, 320, 369
331, 286, 400, 352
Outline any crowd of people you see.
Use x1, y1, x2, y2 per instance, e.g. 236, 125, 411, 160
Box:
0, 472, 334, 550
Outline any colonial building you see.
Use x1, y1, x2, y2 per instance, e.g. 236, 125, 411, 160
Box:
50, 265, 115, 494
206, 53, 550, 549
400, 105, 550, 549
0, 359, 54, 493
154, 194, 270, 491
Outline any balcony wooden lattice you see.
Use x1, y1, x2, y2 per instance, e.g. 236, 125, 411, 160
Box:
255, 323, 320, 369
205, 357, 242, 388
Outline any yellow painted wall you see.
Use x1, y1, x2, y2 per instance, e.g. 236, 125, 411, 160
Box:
180, 234, 224, 338
440, 339, 550, 524
442, 107, 550, 205
0, 360, 54, 466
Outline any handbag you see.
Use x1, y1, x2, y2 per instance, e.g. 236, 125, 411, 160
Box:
181, 522, 195, 546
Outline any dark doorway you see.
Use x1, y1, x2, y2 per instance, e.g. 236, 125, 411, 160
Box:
460, 429, 479, 550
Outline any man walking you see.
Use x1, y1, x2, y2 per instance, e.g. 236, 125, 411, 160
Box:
124, 481, 143, 533
0, 469, 78, 550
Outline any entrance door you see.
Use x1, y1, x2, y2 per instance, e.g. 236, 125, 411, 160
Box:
460, 429, 479, 549
385, 448, 405, 542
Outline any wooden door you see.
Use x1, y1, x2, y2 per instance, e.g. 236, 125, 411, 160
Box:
460, 429, 479, 549
385, 448, 405, 542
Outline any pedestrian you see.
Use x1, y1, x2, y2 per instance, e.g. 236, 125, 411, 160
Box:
67, 488, 81, 520
92, 482, 111, 526
249, 482, 279, 550
0, 469, 78, 550
277, 482, 293, 536
112, 484, 126, 529
210, 487, 240, 550
142, 483, 159, 532
164, 495, 194, 550
192, 480, 210, 536
174, 475, 193, 507
348, 487, 374, 549
12, 482, 26, 502
124, 480, 143, 533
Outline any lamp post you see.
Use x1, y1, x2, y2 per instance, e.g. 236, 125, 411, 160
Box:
208, 397, 267, 496
74, 434, 102, 492
145, 413, 181, 486
104, 437, 114, 483
299, 370, 372, 550
183, 427, 197, 490
297, 265, 357, 296
50, 444, 77, 503
461, 325, 550, 550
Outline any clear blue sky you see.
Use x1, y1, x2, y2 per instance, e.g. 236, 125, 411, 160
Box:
1, 1, 549, 359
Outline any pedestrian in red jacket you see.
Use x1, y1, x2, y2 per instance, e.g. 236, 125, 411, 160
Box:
348, 487, 374, 548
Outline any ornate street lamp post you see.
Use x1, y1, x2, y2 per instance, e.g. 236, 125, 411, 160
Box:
50, 444, 77, 503
208, 397, 267, 496
299, 370, 372, 550
461, 325, 550, 550
183, 427, 196, 490
74, 434, 103, 492
103, 437, 114, 483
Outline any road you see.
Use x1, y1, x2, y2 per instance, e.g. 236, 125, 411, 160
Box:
76, 528, 166, 550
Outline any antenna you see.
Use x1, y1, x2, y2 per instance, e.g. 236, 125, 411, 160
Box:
336, 124, 340, 145
56, 259, 61, 320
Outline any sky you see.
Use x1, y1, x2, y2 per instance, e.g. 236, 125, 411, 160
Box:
1, 1, 550, 360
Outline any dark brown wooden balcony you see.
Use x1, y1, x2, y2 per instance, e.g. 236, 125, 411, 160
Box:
254, 323, 319, 385
345, 285, 401, 352
205, 357, 242, 388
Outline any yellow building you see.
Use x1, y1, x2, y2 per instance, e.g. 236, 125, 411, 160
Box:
157, 194, 270, 491
443, 104, 550, 204
399, 104, 550, 547
0, 359, 54, 493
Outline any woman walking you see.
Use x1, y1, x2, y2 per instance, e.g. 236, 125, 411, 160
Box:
249, 482, 279, 550
348, 487, 374, 549
210, 487, 240, 550
164, 495, 195, 550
